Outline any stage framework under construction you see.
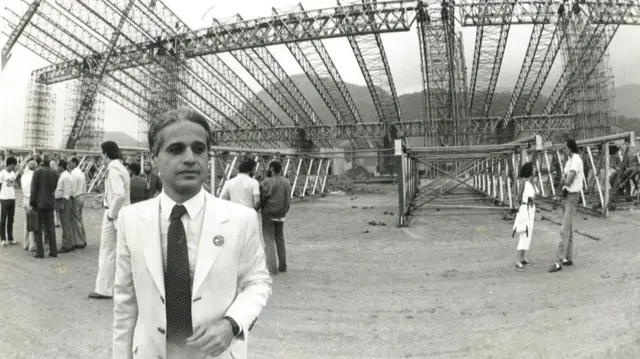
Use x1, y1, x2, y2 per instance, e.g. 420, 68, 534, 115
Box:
22, 74, 56, 148
61, 79, 106, 150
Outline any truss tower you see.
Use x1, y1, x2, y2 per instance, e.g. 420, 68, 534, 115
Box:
562, 17, 615, 140
61, 79, 105, 150
23, 74, 56, 148
140, 52, 185, 147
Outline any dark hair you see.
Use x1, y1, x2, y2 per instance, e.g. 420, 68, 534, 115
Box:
70, 157, 79, 165
238, 159, 257, 174
34, 155, 42, 166
129, 162, 141, 176
5, 156, 17, 166
518, 162, 534, 178
58, 159, 68, 170
101, 141, 121, 160
148, 109, 212, 156
269, 160, 282, 174
566, 139, 579, 154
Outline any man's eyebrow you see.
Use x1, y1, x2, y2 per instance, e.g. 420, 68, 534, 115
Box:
165, 140, 207, 147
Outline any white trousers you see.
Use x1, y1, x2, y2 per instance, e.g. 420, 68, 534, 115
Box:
94, 211, 117, 296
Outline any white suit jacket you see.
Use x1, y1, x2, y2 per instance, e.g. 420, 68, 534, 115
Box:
105, 160, 131, 219
113, 191, 272, 359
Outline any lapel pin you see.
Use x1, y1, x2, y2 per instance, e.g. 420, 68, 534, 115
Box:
213, 235, 225, 247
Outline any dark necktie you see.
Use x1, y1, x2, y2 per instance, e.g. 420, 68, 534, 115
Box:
165, 204, 193, 346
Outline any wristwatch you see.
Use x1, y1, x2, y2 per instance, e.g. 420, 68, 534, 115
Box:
223, 316, 240, 337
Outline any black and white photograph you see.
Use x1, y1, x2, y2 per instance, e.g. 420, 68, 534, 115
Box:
1, 0, 640, 358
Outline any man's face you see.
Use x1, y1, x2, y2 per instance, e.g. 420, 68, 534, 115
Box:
152, 121, 209, 196
143, 163, 151, 173
69, 162, 76, 170
562, 145, 572, 157
7, 164, 15, 172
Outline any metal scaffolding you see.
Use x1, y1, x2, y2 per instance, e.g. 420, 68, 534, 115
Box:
562, 19, 616, 139
23, 74, 56, 148
61, 78, 105, 150
140, 52, 185, 147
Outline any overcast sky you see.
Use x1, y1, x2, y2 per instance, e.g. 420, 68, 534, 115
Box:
1, 0, 639, 147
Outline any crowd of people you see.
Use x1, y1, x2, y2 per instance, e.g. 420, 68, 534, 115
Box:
0, 108, 293, 358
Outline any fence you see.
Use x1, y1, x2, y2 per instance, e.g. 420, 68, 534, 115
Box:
396, 132, 637, 226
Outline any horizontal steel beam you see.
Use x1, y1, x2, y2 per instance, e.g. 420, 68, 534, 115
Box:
458, 0, 640, 26
212, 117, 501, 144
32, 0, 640, 84
32, 0, 420, 84
212, 114, 573, 144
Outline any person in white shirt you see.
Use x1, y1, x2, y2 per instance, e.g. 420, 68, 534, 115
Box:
549, 139, 584, 273
0, 156, 18, 247
20, 159, 38, 251
68, 157, 87, 249
89, 141, 130, 300
54, 159, 74, 253
219, 158, 261, 211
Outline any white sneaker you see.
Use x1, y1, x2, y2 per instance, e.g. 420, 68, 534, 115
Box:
1, 241, 7, 247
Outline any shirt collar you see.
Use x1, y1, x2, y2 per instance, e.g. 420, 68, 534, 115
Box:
160, 187, 206, 220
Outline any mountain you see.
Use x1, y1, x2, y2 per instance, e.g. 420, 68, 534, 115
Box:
245, 74, 640, 140
104, 131, 138, 147
615, 84, 640, 118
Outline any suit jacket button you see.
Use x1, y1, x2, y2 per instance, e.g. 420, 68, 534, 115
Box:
157, 327, 165, 334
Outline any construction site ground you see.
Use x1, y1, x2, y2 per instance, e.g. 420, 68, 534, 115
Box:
0, 187, 639, 359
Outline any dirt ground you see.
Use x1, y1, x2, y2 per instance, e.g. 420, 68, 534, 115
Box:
0, 188, 639, 359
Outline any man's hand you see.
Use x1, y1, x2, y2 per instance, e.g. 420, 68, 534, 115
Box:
185, 319, 234, 357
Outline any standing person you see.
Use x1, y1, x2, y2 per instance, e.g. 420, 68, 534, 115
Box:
260, 160, 292, 274
55, 160, 74, 253
142, 160, 163, 200
112, 109, 271, 359
549, 139, 584, 273
219, 158, 260, 210
513, 162, 537, 272
89, 141, 130, 300
0, 156, 18, 247
50, 155, 61, 228
30, 154, 59, 258
127, 162, 147, 204
20, 159, 38, 252
69, 157, 87, 250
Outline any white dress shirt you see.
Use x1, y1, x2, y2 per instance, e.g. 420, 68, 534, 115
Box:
159, 188, 206, 286
54, 171, 72, 200
20, 168, 33, 199
219, 173, 260, 209
70, 167, 87, 197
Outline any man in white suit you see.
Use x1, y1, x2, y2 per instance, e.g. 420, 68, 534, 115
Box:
113, 109, 272, 359
90, 141, 131, 300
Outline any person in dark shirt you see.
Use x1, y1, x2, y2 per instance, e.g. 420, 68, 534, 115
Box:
128, 163, 147, 204
260, 160, 292, 274
30, 154, 59, 258
142, 160, 162, 200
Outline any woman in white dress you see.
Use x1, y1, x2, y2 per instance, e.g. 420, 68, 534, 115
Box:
515, 162, 537, 272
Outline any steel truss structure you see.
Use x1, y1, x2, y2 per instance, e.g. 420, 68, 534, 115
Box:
396, 132, 637, 226
2, 0, 640, 152
22, 74, 56, 148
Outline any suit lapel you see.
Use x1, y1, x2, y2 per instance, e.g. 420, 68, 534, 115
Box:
140, 197, 165, 297
193, 195, 231, 296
